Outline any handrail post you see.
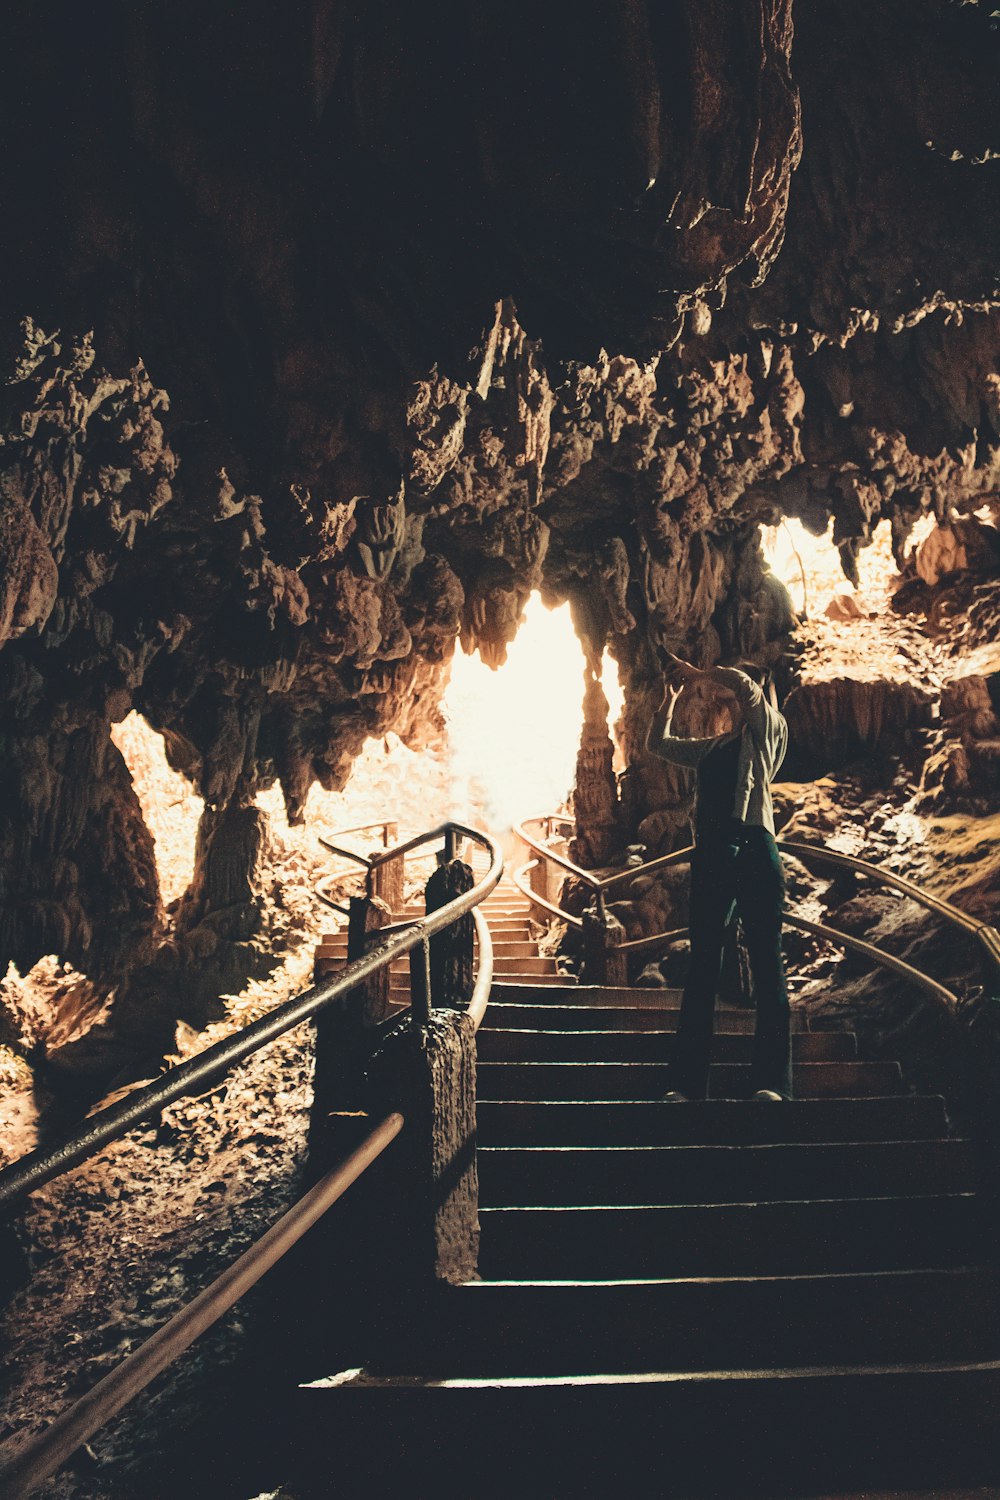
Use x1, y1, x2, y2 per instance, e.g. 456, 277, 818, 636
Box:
371, 846, 404, 912
581, 906, 627, 986
410, 937, 432, 1024
310, 893, 393, 1171
424, 849, 475, 1011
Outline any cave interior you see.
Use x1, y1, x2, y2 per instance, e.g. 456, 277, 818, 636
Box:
0, 1, 999, 1494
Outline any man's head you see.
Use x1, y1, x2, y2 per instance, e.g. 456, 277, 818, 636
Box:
734, 659, 778, 710
673, 675, 742, 738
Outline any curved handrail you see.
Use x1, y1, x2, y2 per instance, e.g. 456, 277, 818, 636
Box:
515, 814, 695, 917
0, 819, 499, 1499
0, 822, 502, 1216
467, 906, 493, 1032
514, 859, 584, 929
514, 813, 993, 1011
777, 839, 1000, 960
0, 1115, 405, 1500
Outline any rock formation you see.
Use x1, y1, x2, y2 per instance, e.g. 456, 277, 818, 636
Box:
0, 1, 997, 1068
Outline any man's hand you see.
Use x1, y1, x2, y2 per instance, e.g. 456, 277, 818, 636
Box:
662, 651, 700, 685
658, 680, 685, 713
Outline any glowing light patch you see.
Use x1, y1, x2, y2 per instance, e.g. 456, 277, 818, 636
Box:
110, 711, 202, 905
761, 516, 933, 616
442, 594, 623, 834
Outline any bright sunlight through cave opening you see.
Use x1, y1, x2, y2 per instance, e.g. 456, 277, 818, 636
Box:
442, 594, 624, 836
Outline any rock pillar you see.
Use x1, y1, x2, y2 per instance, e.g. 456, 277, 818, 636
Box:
580, 907, 627, 987
569, 662, 620, 868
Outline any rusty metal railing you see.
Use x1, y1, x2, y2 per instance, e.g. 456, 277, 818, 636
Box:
513, 812, 999, 1011
0, 820, 500, 1499
315, 820, 400, 911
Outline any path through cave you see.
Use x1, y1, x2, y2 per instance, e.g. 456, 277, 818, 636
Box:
0, 2, 998, 1494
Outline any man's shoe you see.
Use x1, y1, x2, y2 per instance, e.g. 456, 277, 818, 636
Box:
752, 1088, 785, 1102
661, 1090, 690, 1103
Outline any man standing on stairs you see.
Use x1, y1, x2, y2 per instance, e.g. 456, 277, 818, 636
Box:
647, 654, 793, 1103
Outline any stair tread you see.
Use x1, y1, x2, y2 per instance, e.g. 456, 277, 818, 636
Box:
307, 1355, 1000, 1388
466, 1264, 996, 1289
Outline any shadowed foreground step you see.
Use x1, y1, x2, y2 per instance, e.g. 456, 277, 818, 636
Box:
477, 1095, 952, 1145
291, 1361, 1000, 1496
477, 1193, 984, 1278
371, 1266, 1000, 1375
476, 1059, 904, 1098
477, 1138, 976, 1204
477, 1027, 855, 1061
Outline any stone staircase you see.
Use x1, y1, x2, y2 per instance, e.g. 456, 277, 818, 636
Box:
314, 871, 557, 1001
297, 873, 1000, 1496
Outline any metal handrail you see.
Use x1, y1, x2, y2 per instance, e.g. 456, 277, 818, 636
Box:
467, 906, 493, 1031
514, 814, 992, 1010
515, 814, 695, 917
0, 1115, 405, 1500
322, 821, 397, 844
317, 839, 372, 869
0, 820, 499, 1498
0, 822, 502, 1215
777, 839, 1000, 976
514, 859, 584, 929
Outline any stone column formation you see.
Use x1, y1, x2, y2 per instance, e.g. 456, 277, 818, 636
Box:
0, 1, 996, 1064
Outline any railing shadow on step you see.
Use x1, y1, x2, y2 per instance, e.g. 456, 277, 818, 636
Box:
513, 813, 1000, 1016
0, 820, 502, 1500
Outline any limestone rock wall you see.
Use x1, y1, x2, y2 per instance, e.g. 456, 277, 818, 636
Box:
0, 1, 997, 1058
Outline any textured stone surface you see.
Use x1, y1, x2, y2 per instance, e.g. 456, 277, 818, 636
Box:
0, 2, 996, 1061
367, 1010, 479, 1286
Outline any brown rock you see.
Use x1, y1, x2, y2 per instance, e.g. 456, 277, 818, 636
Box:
915, 519, 1000, 587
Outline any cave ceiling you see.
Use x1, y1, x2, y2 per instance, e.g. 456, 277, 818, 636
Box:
0, 0, 997, 985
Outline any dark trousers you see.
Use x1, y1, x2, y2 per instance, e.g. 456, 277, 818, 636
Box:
670, 824, 793, 1100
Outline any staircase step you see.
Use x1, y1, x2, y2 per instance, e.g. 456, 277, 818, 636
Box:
486, 1002, 811, 1033
477, 1138, 976, 1206
477, 1096, 951, 1146
477, 1028, 855, 1063
489, 942, 540, 959
484, 973, 577, 986
476, 1060, 903, 1100
477, 1194, 983, 1278
375, 1266, 1000, 1375
491, 957, 557, 974
290, 1361, 1000, 1496
491, 983, 718, 1007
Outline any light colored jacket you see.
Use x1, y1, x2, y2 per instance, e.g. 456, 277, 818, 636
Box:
651, 667, 788, 835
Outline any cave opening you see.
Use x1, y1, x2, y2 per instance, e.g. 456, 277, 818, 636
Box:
109, 712, 203, 913
441, 592, 625, 842
1, 2, 999, 1489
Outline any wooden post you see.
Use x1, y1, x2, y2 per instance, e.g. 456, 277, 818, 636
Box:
309, 893, 392, 1172
424, 858, 475, 1010
371, 853, 404, 915
581, 909, 627, 986
365, 1007, 479, 1287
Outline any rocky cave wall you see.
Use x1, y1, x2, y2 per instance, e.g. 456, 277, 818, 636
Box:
0, 0, 998, 1068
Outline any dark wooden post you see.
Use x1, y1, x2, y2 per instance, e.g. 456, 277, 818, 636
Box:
581, 908, 627, 986
424, 857, 475, 1010
366, 1007, 480, 1288
371, 831, 403, 915
309, 893, 392, 1172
